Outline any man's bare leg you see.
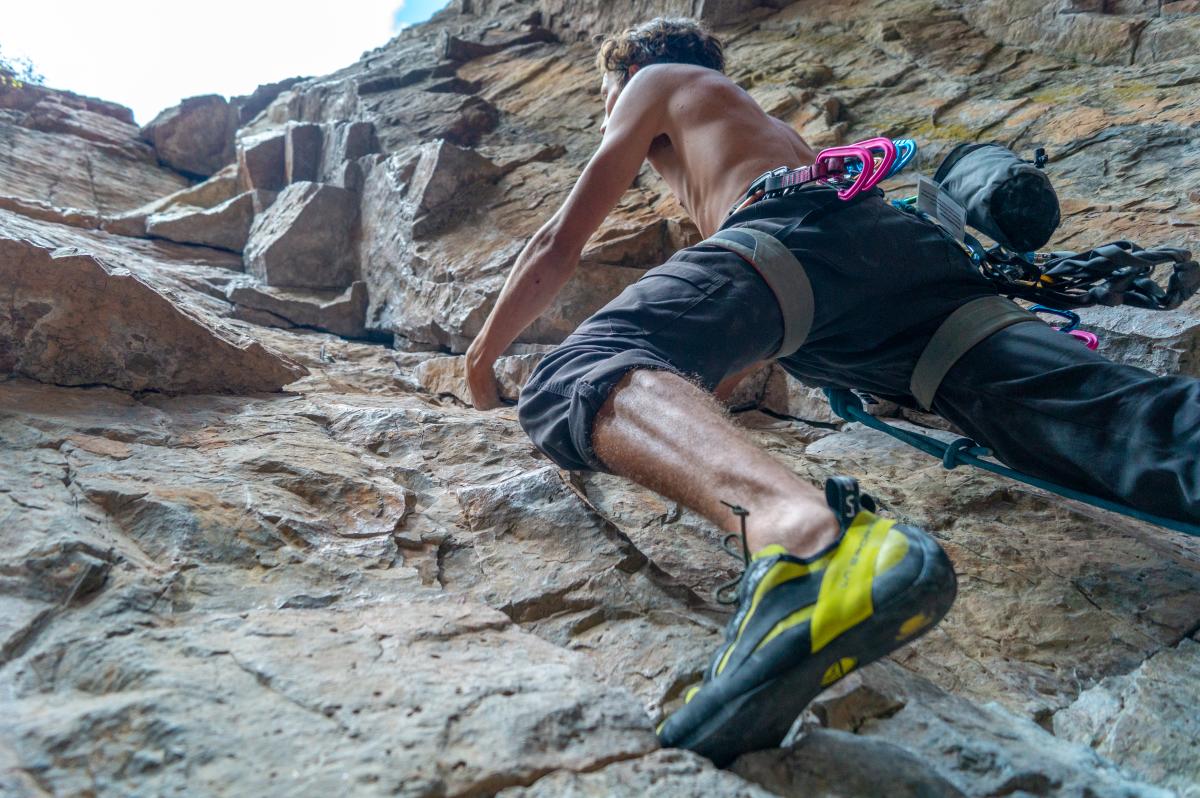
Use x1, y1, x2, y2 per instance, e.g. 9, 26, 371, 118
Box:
592, 368, 839, 558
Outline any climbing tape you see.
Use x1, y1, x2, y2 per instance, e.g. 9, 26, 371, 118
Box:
823, 388, 1200, 537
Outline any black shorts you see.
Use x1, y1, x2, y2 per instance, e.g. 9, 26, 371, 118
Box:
517, 186, 997, 473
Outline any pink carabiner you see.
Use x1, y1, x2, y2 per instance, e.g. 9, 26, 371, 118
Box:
1068, 329, 1099, 350
814, 144, 875, 201
853, 137, 897, 192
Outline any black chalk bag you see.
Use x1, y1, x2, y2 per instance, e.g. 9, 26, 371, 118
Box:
934, 142, 1060, 253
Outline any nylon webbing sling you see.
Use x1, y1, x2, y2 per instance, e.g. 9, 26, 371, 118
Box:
910, 295, 1042, 410
702, 227, 815, 358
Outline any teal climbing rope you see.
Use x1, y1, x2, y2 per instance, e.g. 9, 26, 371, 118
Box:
824, 388, 1200, 537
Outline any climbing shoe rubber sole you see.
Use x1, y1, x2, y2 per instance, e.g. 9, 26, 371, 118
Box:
665, 527, 955, 768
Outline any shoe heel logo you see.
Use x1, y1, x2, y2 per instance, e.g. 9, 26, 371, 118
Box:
821, 656, 857, 686
896, 613, 932, 641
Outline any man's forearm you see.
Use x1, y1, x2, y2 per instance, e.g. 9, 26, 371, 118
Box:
469, 229, 578, 363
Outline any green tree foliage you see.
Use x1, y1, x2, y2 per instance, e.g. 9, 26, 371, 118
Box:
0, 44, 43, 89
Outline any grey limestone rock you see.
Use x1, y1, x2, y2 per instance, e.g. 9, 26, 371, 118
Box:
244, 181, 359, 289
1, 2, 1199, 796
145, 190, 271, 252
0, 236, 306, 393
1054, 639, 1200, 797
237, 129, 288, 191
139, 94, 239, 177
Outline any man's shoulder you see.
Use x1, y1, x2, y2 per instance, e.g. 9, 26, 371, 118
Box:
627, 63, 732, 98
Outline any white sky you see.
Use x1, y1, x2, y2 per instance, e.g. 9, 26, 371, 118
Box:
3, 1, 448, 125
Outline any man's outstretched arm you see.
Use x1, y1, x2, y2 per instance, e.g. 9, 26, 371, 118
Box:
465, 72, 667, 409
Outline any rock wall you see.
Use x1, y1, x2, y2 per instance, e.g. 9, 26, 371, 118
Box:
1, 1, 1199, 796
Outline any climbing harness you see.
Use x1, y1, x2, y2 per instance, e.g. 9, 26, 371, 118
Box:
712, 138, 918, 352
700, 226, 815, 358
728, 135, 911, 217
825, 388, 1200, 538
722, 135, 1200, 537
908, 295, 1041, 411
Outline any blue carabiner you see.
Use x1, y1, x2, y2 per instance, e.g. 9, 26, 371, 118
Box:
887, 139, 917, 178
960, 233, 987, 265
1030, 305, 1080, 332
845, 138, 918, 181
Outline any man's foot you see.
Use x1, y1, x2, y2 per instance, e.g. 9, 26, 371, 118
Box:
657, 476, 957, 767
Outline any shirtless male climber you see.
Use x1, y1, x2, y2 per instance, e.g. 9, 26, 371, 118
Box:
464, 18, 1200, 765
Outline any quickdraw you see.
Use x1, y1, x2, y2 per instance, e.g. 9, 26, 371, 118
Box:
981, 243, 1200, 311
844, 137, 917, 180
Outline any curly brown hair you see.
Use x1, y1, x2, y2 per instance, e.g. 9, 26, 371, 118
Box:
595, 18, 725, 85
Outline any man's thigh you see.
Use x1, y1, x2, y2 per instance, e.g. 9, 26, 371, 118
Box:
517, 248, 785, 472
933, 321, 1200, 517
529, 249, 784, 396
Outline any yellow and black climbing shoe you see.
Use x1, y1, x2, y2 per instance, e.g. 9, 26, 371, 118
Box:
657, 476, 956, 767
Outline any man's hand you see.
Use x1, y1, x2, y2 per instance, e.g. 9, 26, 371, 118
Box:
465, 344, 504, 410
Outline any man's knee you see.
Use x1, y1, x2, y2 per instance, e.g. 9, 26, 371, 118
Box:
517, 344, 686, 473
516, 343, 612, 473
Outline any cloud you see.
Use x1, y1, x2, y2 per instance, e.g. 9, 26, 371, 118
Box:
3, 1, 405, 123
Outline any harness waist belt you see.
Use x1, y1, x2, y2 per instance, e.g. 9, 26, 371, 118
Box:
701, 227, 814, 359
910, 295, 1042, 410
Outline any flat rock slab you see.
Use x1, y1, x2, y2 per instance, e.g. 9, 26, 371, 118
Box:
1054, 638, 1200, 797
0, 112, 188, 215
0, 236, 306, 393
102, 165, 241, 238
146, 190, 267, 252
499, 749, 777, 797
228, 279, 369, 339
0, 600, 658, 797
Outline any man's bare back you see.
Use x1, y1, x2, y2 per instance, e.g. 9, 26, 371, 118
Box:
617, 63, 818, 237
632, 68, 819, 394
